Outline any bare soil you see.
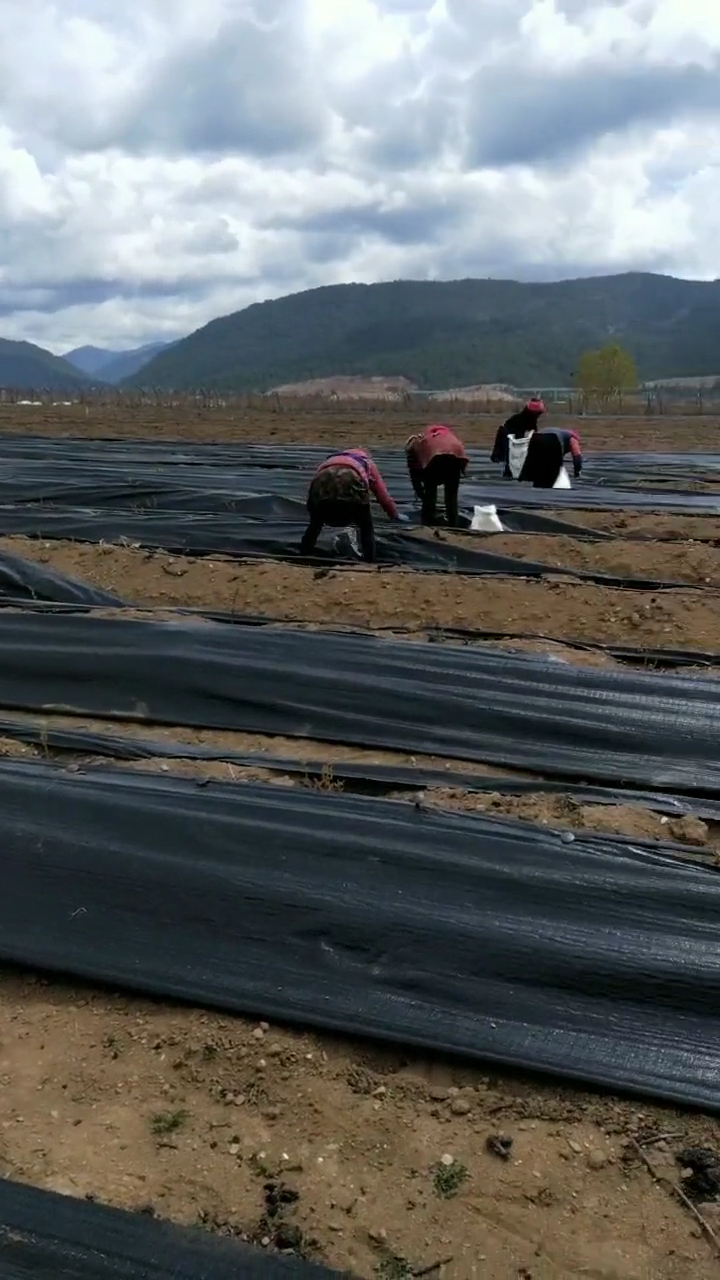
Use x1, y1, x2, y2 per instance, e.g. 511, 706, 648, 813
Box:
478, 532, 720, 586
546, 511, 720, 541
0, 399, 718, 451
420, 787, 716, 858
5, 535, 720, 652
1, 406, 720, 1277
3, 971, 719, 1279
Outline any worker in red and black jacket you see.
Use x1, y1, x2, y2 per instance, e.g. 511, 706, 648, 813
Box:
491, 399, 545, 476
538, 427, 583, 477
405, 424, 468, 526
300, 448, 407, 562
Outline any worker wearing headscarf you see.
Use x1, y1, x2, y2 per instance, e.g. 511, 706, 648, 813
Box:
300, 448, 406, 562
405, 424, 468, 527
491, 399, 546, 477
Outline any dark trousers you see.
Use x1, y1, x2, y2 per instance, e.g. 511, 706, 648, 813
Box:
420, 455, 462, 526
300, 499, 376, 562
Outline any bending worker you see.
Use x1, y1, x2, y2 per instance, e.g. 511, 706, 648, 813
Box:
539, 426, 583, 478
300, 447, 406, 563
520, 426, 583, 488
491, 398, 545, 477
405, 424, 468, 527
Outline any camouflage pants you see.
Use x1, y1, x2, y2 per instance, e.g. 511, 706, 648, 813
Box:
301, 466, 376, 561
308, 465, 370, 509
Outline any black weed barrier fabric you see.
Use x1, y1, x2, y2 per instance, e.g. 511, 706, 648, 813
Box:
462, 480, 720, 514
4, 595, 720, 672
0, 430, 714, 577
0, 506, 691, 588
2, 715, 720, 826
0, 434, 716, 505
0, 614, 719, 791
0, 1177, 337, 1278
423, 627, 720, 670
0, 761, 719, 1108
7, 596, 720, 671
0, 550, 123, 607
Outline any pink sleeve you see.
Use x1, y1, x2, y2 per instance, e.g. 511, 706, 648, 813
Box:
569, 433, 582, 458
368, 462, 399, 520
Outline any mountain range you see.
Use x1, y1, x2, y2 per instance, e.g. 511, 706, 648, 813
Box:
0, 337, 174, 390
0, 339, 94, 390
0, 272, 718, 392
64, 341, 175, 384
125, 272, 720, 392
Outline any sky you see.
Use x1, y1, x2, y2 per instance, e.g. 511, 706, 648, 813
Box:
0, 0, 718, 353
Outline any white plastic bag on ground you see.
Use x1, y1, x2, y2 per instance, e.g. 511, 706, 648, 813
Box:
553, 465, 571, 489
471, 504, 504, 532
332, 527, 362, 559
507, 433, 531, 478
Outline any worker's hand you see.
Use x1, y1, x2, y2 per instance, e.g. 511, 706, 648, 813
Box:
573, 460, 582, 478
396, 513, 411, 523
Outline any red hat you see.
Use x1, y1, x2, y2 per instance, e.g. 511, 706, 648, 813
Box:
526, 398, 545, 414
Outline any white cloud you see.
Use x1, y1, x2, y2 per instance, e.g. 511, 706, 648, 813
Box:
0, 0, 716, 352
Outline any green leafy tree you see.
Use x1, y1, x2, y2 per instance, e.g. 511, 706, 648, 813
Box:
574, 342, 638, 407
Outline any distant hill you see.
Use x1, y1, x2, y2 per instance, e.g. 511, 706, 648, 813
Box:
65, 341, 175, 384
0, 339, 95, 389
64, 345, 116, 377
269, 375, 416, 398
98, 342, 176, 384
127, 273, 720, 392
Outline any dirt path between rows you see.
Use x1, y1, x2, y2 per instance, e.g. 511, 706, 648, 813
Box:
541, 511, 720, 540
2, 969, 718, 1279
0, 715, 716, 855
5, 535, 720, 651
470, 531, 720, 585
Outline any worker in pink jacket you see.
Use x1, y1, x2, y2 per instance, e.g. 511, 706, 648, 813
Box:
405, 425, 468, 526
300, 448, 406, 562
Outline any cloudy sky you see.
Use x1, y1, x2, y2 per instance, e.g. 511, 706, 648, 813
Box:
0, 0, 718, 353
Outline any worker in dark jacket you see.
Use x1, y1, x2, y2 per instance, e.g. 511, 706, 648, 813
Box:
491, 399, 545, 477
300, 448, 406, 563
405, 424, 469, 526
520, 427, 583, 488
539, 427, 583, 477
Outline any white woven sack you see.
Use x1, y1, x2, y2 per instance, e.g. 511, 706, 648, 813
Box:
471, 505, 504, 532
507, 433, 531, 478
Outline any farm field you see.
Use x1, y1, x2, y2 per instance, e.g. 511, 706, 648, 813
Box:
0, 400, 719, 1279
2, 395, 719, 450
